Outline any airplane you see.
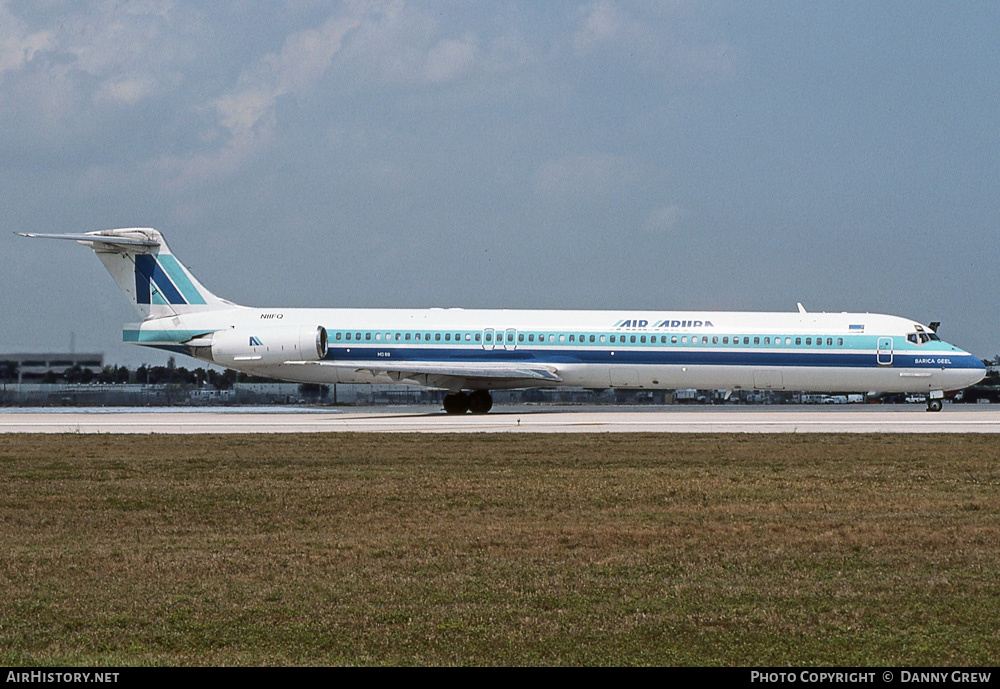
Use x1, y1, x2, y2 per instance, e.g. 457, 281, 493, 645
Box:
20, 227, 986, 413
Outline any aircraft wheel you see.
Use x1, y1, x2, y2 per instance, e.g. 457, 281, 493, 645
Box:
926, 398, 943, 412
443, 392, 470, 414
468, 390, 493, 415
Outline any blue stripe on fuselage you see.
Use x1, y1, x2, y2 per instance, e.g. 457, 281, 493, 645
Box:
322, 346, 982, 370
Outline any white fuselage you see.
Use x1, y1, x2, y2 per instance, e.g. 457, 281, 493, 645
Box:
128, 306, 986, 395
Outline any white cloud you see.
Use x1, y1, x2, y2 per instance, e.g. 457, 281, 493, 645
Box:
0, 6, 52, 77
424, 34, 478, 83
167, 11, 361, 183
572, 0, 623, 57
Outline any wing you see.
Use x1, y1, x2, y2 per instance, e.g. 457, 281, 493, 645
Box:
284, 360, 562, 389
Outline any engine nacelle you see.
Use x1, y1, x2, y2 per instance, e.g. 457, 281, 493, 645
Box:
210, 325, 328, 366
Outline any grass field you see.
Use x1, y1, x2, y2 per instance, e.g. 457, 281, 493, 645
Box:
1, 433, 998, 666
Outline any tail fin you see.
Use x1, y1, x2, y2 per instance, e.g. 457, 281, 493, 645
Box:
18, 228, 236, 320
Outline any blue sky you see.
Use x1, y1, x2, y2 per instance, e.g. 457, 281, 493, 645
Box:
2, 1, 998, 366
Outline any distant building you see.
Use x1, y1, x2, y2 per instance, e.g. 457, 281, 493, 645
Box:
0, 353, 104, 383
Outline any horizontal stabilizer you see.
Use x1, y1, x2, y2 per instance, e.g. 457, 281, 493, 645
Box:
17, 230, 160, 250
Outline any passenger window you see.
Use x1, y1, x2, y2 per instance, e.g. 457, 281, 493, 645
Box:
569, 335, 575, 342
630, 335, 636, 343
806, 338, 812, 345
753, 337, 760, 345
519, 334, 525, 342
445, 334, 451, 341
837, 338, 843, 346
590, 335, 596, 343
671, 336, 678, 344
356, 333, 361, 340
435, 333, 441, 341
743, 337, 750, 345
335, 332, 342, 341
366, 333, 372, 341
795, 337, 801, 345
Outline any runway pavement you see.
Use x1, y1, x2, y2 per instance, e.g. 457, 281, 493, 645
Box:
2, 405, 1000, 433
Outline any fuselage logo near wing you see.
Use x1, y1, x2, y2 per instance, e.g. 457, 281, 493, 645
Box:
249, 336, 263, 347
134, 254, 207, 306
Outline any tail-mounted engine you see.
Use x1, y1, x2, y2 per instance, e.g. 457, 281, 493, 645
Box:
210, 325, 328, 366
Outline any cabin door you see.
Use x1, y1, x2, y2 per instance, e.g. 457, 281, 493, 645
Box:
876, 337, 893, 366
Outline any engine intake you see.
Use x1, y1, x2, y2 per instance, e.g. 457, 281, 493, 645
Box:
210, 325, 328, 365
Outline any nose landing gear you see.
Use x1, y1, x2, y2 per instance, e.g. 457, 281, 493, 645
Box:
926, 391, 944, 412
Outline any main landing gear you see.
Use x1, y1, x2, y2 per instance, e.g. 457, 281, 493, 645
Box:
443, 390, 493, 415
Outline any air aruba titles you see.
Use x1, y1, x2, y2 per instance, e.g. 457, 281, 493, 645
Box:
615, 318, 715, 329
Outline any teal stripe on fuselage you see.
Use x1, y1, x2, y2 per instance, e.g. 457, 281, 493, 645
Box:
124, 329, 208, 343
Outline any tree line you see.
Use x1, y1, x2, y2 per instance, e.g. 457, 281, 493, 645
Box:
0, 357, 275, 389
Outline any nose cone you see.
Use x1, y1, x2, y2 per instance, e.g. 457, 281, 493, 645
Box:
952, 349, 987, 390
969, 355, 988, 386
